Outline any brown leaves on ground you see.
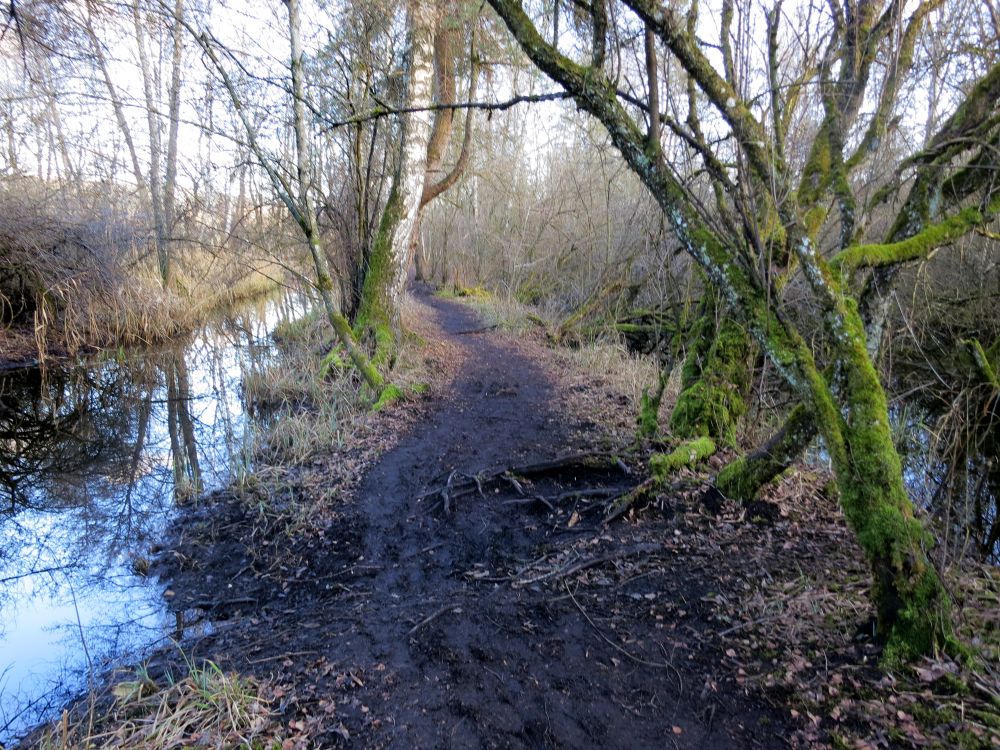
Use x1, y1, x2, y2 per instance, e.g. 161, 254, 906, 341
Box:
612, 466, 1000, 749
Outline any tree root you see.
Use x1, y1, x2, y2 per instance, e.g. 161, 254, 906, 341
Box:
604, 438, 716, 522
418, 452, 632, 514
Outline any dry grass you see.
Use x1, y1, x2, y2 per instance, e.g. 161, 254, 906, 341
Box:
559, 337, 662, 409
31, 660, 277, 750
243, 296, 449, 470
0, 180, 285, 364
242, 310, 364, 467
459, 289, 541, 335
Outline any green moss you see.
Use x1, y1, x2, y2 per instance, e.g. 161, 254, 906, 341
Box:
650, 437, 716, 480
714, 456, 754, 499
355, 183, 405, 369
373, 383, 404, 411
318, 348, 348, 377
455, 284, 491, 298
409, 381, 430, 394
817, 304, 955, 661
833, 193, 1000, 275
637, 388, 658, 438
964, 338, 1000, 388
670, 316, 751, 446
435, 284, 492, 300
637, 378, 665, 439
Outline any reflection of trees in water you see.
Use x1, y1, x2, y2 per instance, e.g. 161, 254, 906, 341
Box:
165, 351, 202, 497
0, 362, 157, 513
0, 295, 285, 583
0, 293, 305, 739
0, 358, 166, 602
892, 351, 1000, 564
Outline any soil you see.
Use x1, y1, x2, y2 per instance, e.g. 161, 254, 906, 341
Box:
150, 289, 787, 748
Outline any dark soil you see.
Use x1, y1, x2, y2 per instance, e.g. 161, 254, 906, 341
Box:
151, 291, 788, 748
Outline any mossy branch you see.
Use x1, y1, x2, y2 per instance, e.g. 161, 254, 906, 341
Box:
714, 403, 816, 502
651, 437, 716, 479
833, 193, 1000, 274
605, 437, 716, 523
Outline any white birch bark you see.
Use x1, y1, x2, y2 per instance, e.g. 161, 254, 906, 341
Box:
386, 0, 437, 308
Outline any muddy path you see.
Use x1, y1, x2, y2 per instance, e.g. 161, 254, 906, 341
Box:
154, 290, 785, 748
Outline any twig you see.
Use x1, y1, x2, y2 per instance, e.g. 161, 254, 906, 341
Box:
563, 581, 680, 674
442, 470, 458, 514
454, 324, 499, 335
515, 544, 659, 587
246, 650, 319, 665
408, 604, 462, 636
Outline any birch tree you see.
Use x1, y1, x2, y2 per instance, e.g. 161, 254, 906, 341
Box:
354, 0, 437, 365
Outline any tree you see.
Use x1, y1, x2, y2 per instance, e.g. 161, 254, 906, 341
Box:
412, 9, 479, 282
484, 0, 1000, 660
131, 0, 186, 288
192, 0, 386, 395
354, 0, 437, 367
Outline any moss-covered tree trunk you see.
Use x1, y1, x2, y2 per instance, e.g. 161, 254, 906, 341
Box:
669, 302, 751, 448
485, 0, 954, 659
714, 404, 815, 501
355, 0, 436, 366
286, 0, 385, 394
644, 294, 752, 479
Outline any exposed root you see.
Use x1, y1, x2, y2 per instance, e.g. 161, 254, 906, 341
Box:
418, 452, 633, 514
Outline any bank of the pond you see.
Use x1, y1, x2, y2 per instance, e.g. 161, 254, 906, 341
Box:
19, 289, 998, 749
0, 290, 312, 744
0, 269, 285, 374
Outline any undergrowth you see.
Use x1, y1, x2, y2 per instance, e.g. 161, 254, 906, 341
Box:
31, 658, 278, 749
0, 180, 285, 366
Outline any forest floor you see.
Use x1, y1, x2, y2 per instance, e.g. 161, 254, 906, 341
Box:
36, 288, 999, 749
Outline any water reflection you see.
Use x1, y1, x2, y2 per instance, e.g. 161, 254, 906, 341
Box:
0, 291, 310, 744
894, 397, 1000, 565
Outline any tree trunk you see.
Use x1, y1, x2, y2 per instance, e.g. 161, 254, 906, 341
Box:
640, 294, 752, 477
162, 0, 185, 284
132, 0, 171, 288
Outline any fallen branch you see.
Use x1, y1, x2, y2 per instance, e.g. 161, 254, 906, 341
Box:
408, 603, 462, 636
419, 452, 633, 510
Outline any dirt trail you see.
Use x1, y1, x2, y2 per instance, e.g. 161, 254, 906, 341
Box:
159, 289, 783, 748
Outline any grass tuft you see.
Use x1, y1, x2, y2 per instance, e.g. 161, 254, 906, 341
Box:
32, 660, 275, 750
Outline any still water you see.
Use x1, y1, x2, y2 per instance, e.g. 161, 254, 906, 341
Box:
0, 291, 310, 744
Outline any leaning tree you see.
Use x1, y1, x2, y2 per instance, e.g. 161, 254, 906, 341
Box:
484, 0, 1000, 660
